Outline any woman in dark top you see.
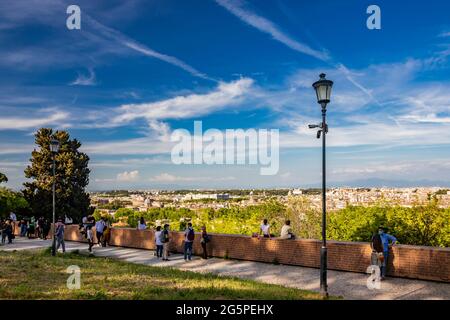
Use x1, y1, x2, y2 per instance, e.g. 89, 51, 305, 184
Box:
200, 226, 209, 259
370, 232, 384, 268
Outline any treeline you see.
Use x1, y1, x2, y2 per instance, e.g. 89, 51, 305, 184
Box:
97, 197, 449, 247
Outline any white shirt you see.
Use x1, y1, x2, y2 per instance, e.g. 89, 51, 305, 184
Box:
95, 220, 106, 233
260, 223, 270, 235
138, 223, 147, 230
280, 225, 292, 239
10, 212, 17, 221
155, 230, 163, 246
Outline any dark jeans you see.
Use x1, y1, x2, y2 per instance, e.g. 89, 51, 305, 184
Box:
381, 251, 389, 277
184, 241, 193, 260
201, 242, 207, 259
156, 245, 163, 258
20, 225, 27, 237
4, 231, 12, 244
96, 231, 103, 245
56, 236, 65, 252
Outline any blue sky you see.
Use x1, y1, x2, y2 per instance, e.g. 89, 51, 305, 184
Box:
1, 0, 450, 190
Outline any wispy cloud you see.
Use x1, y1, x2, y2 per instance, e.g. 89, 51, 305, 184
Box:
0, 1, 212, 81
215, 0, 376, 103
0, 110, 69, 130
215, 0, 328, 61
70, 68, 97, 86
82, 13, 213, 81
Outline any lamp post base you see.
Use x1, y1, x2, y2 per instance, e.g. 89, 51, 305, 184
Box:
320, 246, 328, 298
51, 238, 56, 256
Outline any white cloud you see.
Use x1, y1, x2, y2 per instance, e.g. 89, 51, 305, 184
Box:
113, 78, 254, 123
116, 170, 140, 182
149, 173, 236, 183
0, 110, 69, 130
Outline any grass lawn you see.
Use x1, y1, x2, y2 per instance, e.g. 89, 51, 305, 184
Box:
0, 249, 333, 300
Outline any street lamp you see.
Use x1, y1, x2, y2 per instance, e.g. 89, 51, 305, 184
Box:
50, 139, 60, 256
309, 73, 333, 298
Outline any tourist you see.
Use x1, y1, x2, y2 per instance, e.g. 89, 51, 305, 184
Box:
154, 225, 163, 258
86, 216, 95, 252
370, 230, 384, 273
137, 217, 147, 230
9, 211, 17, 222
55, 217, 66, 253
65, 215, 73, 225
259, 219, 271, 239
27, 216, 36, 239
43, 218, 51, 240
184, 222, 195, 261
162, 224, 170, 261
0, 219, 6, 244
37, 216, 44, 239
95, 216, 106, 247
9, 211, 17, 231
377, 226, 397, 279
102, 218, 111, 247
19, 218, 28, 237
280, 220, 295, 239
200, 226, 209, 259
4, 220, 13, 244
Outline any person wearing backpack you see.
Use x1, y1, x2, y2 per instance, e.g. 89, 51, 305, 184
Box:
154, 226, 164, 258
162, 224, 170, 261
184, 222, 195, 261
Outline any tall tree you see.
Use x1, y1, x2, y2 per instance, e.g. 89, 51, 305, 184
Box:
0, 172, 7, 183
23, 128, 93, 221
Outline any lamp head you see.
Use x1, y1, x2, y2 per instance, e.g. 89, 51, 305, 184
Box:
312, 73, 333, 105
49, 139, 60, 154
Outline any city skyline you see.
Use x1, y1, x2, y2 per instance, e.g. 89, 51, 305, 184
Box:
1, 0, 450, 190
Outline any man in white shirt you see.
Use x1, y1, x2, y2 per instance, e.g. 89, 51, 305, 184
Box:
259, 219, 271, 239
9, 212, 17, 222
280, 220, 295, 239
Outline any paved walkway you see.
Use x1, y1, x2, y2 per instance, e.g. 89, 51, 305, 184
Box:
2, 238, 449, 300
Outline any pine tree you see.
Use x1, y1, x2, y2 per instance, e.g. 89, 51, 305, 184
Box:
23, 128, 93, 221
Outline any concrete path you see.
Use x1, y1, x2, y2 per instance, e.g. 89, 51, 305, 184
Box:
2, 238, 449, 300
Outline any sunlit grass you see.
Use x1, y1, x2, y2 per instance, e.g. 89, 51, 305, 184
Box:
0, 249, 335, 300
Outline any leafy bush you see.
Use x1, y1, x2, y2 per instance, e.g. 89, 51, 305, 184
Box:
109, 197, 449, 247
0, 187, 29, 218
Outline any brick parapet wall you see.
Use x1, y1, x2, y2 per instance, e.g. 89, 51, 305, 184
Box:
23, 224, 450, 283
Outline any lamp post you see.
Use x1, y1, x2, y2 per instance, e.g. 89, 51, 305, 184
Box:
50, 139, 60, 256
309, 73, 333, 298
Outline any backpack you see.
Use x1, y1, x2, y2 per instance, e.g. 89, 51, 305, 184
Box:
159, 230, 166, 243
187, 228, 195, 241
